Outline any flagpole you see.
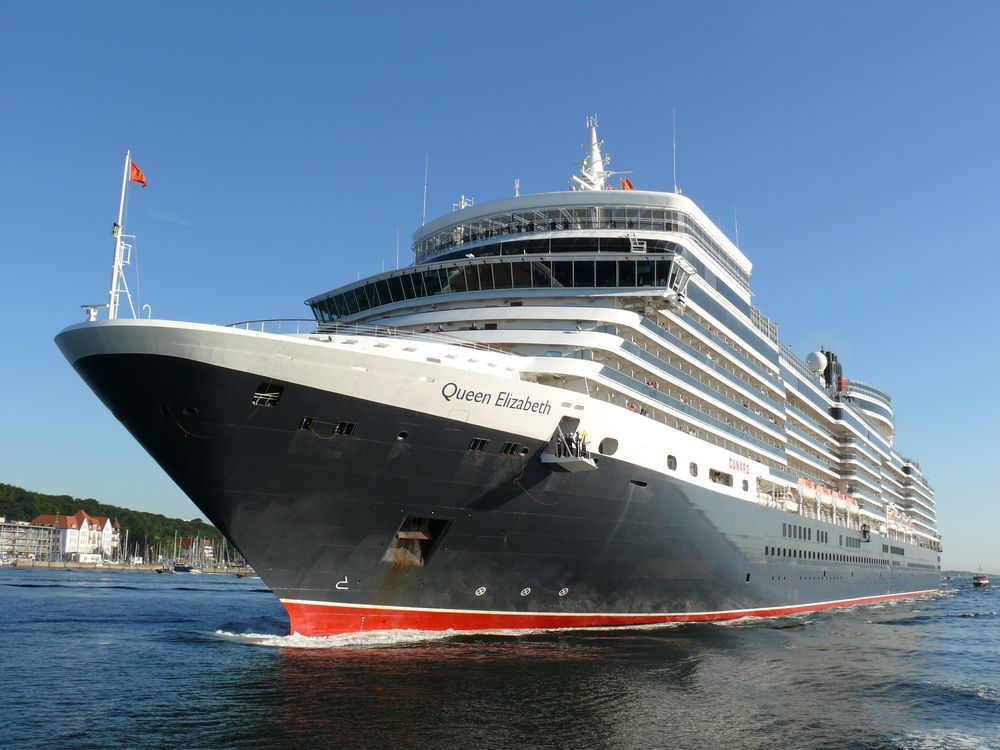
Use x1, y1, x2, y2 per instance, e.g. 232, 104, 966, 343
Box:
108, 150, 131, 320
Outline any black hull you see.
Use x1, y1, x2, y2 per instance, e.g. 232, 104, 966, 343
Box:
69, 351, 940, 634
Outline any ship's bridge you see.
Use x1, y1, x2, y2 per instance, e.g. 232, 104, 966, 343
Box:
413, 190, 753, 291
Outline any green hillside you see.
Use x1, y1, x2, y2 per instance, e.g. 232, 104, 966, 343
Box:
0, 482, 224, 553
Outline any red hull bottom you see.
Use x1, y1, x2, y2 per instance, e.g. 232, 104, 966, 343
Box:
281, 589, 937, 636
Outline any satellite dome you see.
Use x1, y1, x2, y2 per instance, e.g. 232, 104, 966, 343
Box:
804, 351, 827, 375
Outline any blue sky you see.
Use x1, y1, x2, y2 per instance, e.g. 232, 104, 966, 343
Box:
1, 1, 997, 571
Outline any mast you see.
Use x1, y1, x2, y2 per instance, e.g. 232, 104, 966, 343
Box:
570, 115, 624, 191
108, 151, 130, 320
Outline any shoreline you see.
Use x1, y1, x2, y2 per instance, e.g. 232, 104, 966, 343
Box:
6, 559, 250, 574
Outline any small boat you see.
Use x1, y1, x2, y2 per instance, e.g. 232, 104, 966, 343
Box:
973, 572, 990, 588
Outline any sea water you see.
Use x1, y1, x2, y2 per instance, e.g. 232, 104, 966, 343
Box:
1, 568, 996, 749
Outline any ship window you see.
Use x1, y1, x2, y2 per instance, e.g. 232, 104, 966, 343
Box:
689, 462, 698, 477
332, 421, 356, 436
376, 279, 392, 304
468, 438, 489, 453
501, 441, 520, 455
410, 272, 426, 298
598, 438, 618, 456
709, 469, 733, 487
511, 261, 533, 288
619, 261, 636, 286
299, 417, 314, 430
782, 523, 787, 537
359, 283, 376, 310
654, 260, 672, 287
464, 266, 482, 292
574, 260, 595, 287
595, 261, 617, 287
637, 261, 654, 287
387, 275, 405, 302
419, 269, 439, 295
667, 455, 677, 470
742, 479, 749, 491
552, 261, 573, 288
493, 263, 513, 289
251, 383, 283, 407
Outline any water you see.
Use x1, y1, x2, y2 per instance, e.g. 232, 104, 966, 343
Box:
1, 568, 997, 750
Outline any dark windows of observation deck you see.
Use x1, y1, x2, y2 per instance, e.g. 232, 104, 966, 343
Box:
310, 257, 686, 322
552, 261, 573, 287
573, 261, 595, 287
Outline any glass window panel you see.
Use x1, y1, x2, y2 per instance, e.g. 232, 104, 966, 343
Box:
344, 290, 360, 315
478, 264, 494, 290
387, 275, 405, 302
654, 260, 672, 287
465, 265, 482, 292
703, 267, 718, 291
573, 260, 595, 287
358, 285, 375, 311
636, 261, 654, 287
510, 260, 533, 288
493, 262, 513, 289
422, 269, 442, 296
376, 279, 392, 305
595, 261, 617, 287
409, 272, 425, 298
552, 261, 573, 287
443, 266, 466, 293
619, 260, 636, 286
531, 260, 552, 288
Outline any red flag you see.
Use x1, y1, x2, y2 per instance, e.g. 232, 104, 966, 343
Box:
624, 177, 634, 190
130, 161, 147, 187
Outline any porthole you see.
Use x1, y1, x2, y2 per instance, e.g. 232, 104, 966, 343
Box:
742, 479, 749, 491
689, 462, 698, 477
667, 454, 677, 470
182, 407, 199, 417
397, 431, 409, 441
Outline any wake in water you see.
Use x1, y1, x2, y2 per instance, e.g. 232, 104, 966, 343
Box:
213, 619, 690, 649
213, 628, 464, 649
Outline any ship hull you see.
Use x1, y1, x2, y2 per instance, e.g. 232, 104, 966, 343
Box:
56, 321, 940, 635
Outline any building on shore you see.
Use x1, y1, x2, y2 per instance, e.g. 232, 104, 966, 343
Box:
30, 510, 121, 562
0, 517, 59, 561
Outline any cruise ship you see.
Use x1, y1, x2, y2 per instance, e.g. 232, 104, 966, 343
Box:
56, 119, 941, 635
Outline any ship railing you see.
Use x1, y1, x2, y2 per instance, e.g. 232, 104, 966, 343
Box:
226, 318, 505, 353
